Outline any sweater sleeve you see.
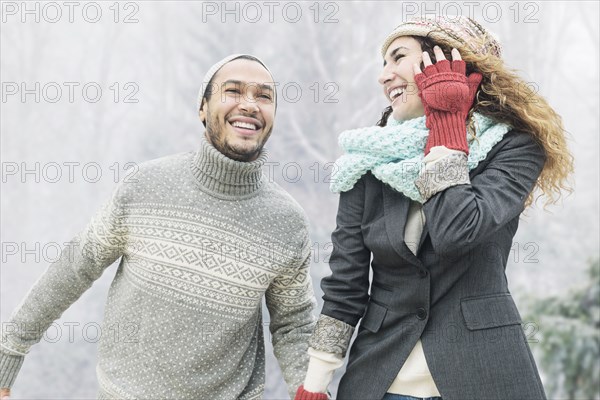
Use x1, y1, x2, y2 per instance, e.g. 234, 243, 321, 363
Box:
265, 232, 318, 399
303, 348, 344, 394
415, 146, 470, 202
0, 184, 129, 389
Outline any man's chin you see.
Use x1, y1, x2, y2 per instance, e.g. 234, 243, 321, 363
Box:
224, 141, 262, 162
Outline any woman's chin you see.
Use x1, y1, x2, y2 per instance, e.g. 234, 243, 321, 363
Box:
391, 110, 411, 123
391, 108, 425, 123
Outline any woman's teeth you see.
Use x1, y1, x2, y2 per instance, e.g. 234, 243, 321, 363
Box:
390, 87, 404, 100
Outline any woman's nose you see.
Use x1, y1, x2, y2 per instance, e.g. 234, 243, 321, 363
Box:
378, 66, 393, 86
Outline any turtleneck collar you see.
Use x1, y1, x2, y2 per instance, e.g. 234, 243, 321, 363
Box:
190, 134, 267, 199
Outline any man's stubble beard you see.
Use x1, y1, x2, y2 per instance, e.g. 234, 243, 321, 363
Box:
205, 110, 272, 162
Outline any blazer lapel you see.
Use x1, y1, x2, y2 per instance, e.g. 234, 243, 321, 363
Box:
382, 184, 423, 268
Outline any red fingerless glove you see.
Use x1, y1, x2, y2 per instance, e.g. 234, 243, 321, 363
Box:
414, 59, 482, 155
294, 385, 328, 400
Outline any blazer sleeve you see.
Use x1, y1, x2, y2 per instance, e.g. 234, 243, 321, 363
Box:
309, 176, 371, 358
321, 175, 371, 326
419, 130, 546, 255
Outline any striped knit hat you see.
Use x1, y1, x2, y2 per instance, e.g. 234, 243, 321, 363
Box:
197, 54, 275, 112
381, 15, 502, 58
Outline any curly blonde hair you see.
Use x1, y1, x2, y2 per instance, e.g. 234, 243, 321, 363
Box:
378, 35, 574, 209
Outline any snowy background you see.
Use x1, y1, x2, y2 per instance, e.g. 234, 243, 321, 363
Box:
1, 1, 598, 399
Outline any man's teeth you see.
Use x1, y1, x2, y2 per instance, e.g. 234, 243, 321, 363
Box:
231, 121, 257, 130
390, 88, 404, 100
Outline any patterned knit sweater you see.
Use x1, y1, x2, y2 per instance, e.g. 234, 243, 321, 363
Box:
0, 135, 317, 399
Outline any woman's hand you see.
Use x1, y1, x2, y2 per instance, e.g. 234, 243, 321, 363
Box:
413, 46, 482, 155
1, 387, 10, 400
294, 385, 328, 400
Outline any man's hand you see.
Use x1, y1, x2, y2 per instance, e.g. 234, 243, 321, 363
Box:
1, 387, 10, 399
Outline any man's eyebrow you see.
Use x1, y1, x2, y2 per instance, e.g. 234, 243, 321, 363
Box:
383, 46, 409, 67
222, 80, 274, 92
258, 84, 274, 92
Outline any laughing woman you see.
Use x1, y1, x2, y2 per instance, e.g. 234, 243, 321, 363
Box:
295, 15, 573, 400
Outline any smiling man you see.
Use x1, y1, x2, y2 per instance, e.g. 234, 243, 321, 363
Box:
200, 56, 275, 162
0, 54, 317, 400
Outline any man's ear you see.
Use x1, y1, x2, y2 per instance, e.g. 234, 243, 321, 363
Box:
199, 99, 207, 122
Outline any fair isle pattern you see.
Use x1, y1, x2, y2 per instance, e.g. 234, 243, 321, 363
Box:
126, 204, 303, 262
124, 258, 263, 318
0, 135, 317, 400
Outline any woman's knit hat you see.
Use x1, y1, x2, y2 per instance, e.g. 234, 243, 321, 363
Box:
197, 54, 275, 112
381, 15, 502, 58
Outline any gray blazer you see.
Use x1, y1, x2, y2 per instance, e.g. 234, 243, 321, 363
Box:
320, 130, 547, 400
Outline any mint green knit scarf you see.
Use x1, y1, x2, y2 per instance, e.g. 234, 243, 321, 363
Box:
330, 113, 511, 203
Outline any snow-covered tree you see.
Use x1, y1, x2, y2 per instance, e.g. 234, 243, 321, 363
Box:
525, 258, 600, 400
